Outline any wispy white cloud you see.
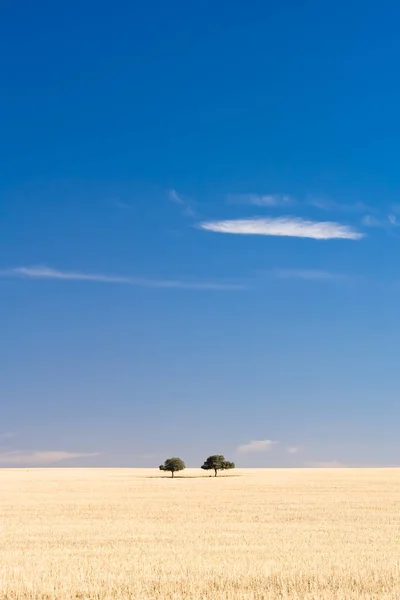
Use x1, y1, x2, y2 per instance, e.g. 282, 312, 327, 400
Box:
272, 269, 348, 281
227, 193, 295, 207
200, 217, 364, 240
362, 214, 400, 228
362, 215, 383, 227
237, 440, 278, 454
169, 189, 198, 218
228, 193, 372, 212
287, 446, 301, 454
10, 266, 134, 284
309, 199, 400, 234
169, 189, 184, 203
0, 450, 100, 466
308, 197, 373, 213
2, 266, 247, 291
115, 201, 132, 209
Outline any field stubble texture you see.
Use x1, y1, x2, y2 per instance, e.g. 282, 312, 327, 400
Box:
1, 468, 400, 599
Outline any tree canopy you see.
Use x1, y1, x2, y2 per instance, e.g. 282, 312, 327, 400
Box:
201, 455, 235, 477
159, 457, 186, 478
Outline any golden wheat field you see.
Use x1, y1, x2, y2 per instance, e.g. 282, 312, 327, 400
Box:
1, 468, 400, 599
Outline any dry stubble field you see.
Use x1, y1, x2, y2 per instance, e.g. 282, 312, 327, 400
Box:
1, 468, 400, 599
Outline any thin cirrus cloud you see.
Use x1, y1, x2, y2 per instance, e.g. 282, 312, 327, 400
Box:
271, 269, 348, 282
237, 440, 279, 454
308, 197, 374, 213
3, 266, 247, 291
228, 193, 373, 212
227, 193, 295, 207
115, 200, 132, 209
169, 189, 198, 218
199, 217, 364, 240
287, 446, 301, 454
362, 214, 400, 228
169, 189, 185, 204
0, 450, 100, 466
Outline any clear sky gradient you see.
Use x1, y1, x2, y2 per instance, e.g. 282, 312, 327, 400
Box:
2, 0, 400, 467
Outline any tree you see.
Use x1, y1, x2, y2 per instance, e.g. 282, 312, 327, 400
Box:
201, 455, 235, 477
159, 457, 185, 478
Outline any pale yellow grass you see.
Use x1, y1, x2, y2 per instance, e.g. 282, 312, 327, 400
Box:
1, 468, 400, 599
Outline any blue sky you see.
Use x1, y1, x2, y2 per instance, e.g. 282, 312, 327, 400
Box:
2, 0, 400, 467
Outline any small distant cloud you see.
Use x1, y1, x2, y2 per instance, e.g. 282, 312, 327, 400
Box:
229, 193, 373, 213
169, 189, 198, 218
272, 269, 348, 282
362, 214, 400, 229
199, 217, 364, 240
309, 198, 373, 213
227, 194, 295, 207
305, 460, 347, 468
237, 440, 278, 454
169, 189, 184, 204
183, 206, 197, 218
7, 266, 134, 284
0, 450, 100, 466
115, 201, 132, 209
287, 446, 300, 454
362, 215, 384, 227
2, 266, 247, 292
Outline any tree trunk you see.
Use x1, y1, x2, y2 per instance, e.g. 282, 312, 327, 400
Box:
172, 471, 174, 478
214, 469, 217, 477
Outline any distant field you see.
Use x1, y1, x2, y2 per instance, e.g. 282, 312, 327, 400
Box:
2, 468, 400, 599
